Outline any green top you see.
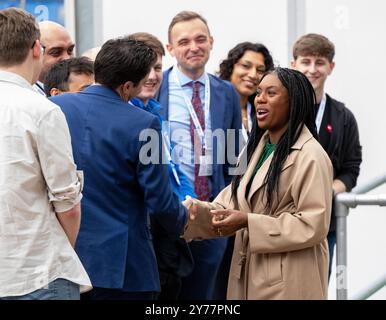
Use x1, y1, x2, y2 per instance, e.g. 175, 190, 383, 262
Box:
246, 141, 277, 197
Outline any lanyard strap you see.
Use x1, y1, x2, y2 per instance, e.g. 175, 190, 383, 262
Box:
34, 82, 46, 96
242, 102, 253, 144
162, 128, 181, 186
247, 102, 253, 132
242, 125, 248, 144
172, 67, 211, 150
316, 93, 327, 134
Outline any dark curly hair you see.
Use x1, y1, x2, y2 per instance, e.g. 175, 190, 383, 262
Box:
218, 42, 274, 81
218, 42, 274, 132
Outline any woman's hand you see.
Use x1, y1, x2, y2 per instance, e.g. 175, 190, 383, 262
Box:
211, 210, 248, 237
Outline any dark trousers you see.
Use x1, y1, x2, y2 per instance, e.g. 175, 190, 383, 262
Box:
179, 238, 227, 300
327, 230, 337, 281
213, 236, 235, 300
158, 272, 182, 300
81, 287, 158, 301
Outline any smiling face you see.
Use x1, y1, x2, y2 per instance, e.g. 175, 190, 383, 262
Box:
291, 55, 334, 97
167, 18, 213, 80
137, 54, 163, 104
39, 23, 75, 82
254, 73, 290, 143
230, 50, 266, 99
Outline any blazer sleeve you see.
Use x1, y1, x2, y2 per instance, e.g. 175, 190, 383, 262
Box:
248, 148, 333, 254
137, 117, 187, 236
335, 109, 362, 191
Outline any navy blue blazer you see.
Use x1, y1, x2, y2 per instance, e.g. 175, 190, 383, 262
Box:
50, 85, 187, 292
157, 68, 242, 198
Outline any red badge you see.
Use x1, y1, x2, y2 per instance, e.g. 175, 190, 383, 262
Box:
327, 124, 333, 134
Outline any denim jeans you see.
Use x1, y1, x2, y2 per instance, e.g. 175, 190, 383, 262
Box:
1, 278, 80, 300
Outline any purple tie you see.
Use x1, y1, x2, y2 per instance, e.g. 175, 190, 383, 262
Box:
189, 81, 210, 201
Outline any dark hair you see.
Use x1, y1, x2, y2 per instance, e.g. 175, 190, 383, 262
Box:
126, 32, 165, 57
293, 33, 335, 62
44, 57, 94, 96
231, 67, 318, 211
219, 42, 274, 130
168, 10, 210, 43
0, 8, 40, 66
94, 38, 157, 90
218, 42, 274, 81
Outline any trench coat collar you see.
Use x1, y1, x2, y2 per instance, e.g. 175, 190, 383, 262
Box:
236, 125, 314, 211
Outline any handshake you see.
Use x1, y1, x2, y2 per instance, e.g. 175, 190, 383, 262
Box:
182, 196, 248, 239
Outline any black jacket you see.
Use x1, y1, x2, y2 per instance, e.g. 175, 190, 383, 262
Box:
319, 95, 362, 231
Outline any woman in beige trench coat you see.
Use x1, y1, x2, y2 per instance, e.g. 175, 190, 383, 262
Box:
183, 67, 333, 300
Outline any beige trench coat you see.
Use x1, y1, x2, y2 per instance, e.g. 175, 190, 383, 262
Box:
184, 126, 333, 300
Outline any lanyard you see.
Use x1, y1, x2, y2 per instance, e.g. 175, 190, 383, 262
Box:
242, 125, 248, 144
316, 93, 327, 134
247, 102, 253, 132
172, 67, 211, 150
242, 102, 253, 144
34, 81, 46, 96
161, 127, 181, 186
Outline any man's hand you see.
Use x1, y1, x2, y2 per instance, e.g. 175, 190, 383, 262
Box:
211, 209, 248, 237
333, 179, 347, 195
182, 196, 198, 221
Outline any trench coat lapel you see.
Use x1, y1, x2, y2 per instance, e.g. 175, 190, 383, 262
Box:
236, 134, 268, 213
245, 126, 314, 205
236, 126, 314, 211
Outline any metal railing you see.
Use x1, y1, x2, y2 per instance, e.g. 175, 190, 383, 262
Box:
351, 273, 386, 300
335, 173, 386, 300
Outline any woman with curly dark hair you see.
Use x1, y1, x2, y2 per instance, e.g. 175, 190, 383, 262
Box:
218, 42, 274, 141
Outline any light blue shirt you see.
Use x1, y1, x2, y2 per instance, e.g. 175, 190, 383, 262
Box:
168, 67, 212, 185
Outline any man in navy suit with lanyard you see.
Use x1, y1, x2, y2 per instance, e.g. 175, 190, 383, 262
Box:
157, 11, 242, 300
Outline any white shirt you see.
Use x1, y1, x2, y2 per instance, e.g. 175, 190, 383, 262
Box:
0, 71, 91, 297
168, 67, 213, 185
